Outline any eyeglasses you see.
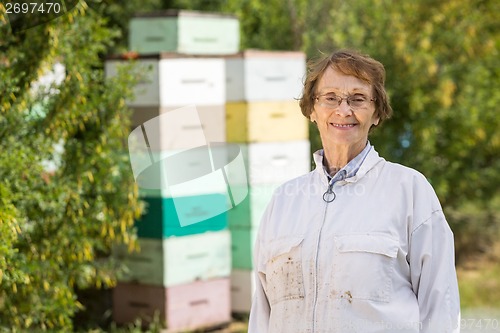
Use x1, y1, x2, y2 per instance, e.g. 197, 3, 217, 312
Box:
315, 93, 375, 109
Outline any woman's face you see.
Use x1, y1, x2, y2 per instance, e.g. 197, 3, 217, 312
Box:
310, 67, 379, 149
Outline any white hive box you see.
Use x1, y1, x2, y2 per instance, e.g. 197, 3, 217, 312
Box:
129, 105, 226, 149
225, 50, 306, 102
230, 269, 256, 313
113, 230, 231, 287
129, 10, 239, 55
234, 140, 311, 185
105, 53, 225, 107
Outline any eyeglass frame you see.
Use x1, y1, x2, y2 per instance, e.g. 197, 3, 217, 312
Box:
314, 92, 376, 109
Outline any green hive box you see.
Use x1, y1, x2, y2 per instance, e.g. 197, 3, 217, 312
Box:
227, 184, 277, 228
230, 226, 258, 269
129, 10, 240, 55
136, 194, 228, 238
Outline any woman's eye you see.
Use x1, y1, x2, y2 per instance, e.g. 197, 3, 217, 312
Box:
351, 95, 367, 102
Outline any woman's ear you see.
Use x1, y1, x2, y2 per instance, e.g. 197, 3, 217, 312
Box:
310, 109, 318, 124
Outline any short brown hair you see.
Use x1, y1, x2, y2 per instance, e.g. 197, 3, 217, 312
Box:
299, 50, 393, 128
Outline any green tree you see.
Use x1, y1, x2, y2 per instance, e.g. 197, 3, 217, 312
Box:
0, 2, 142, 330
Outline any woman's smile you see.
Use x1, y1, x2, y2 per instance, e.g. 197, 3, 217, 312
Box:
329, 122, 358, 129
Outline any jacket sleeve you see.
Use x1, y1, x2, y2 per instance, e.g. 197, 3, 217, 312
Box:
408, 209, 461, 333
247, 238, 270, 333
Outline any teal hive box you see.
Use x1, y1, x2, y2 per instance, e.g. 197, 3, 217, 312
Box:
136, 194, 228, 238
230, 226, 257, 269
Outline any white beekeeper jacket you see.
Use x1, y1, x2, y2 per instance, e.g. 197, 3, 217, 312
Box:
248, 145, 460, 333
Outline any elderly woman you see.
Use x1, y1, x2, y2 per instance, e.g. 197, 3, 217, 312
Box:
248, 50, 460, 333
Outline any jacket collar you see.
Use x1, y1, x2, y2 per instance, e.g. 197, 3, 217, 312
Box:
313, 145, 384, 185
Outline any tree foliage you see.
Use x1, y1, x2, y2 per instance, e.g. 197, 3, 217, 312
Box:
0, 2, 142, 330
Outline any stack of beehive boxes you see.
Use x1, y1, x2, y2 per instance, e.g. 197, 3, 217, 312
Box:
225, 50, 310, 313
106, 10, 240, 332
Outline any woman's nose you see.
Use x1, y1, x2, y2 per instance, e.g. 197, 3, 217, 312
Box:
336, 100, 353, 116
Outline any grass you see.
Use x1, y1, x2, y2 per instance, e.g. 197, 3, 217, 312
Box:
83, 316, 249, 333
458, 242, 500, 311
207, 321, 248, 333
459, 263, 500, 309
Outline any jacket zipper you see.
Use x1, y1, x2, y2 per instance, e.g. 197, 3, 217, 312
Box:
312, 181, 334, 332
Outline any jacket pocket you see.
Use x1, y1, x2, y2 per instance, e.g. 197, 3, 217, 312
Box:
332, 233, 399, 303
265, 237, 304, 305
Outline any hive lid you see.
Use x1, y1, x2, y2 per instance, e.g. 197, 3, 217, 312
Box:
132, 9, 238, 19
105, 52, 229, 60
223, 49, 306, 59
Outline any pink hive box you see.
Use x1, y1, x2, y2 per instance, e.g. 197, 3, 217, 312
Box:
113, 278, 231, 332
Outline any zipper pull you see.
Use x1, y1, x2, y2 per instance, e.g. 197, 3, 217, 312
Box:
323, 184, 336, 203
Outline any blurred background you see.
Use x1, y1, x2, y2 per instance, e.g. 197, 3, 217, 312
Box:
0, 0, 499, 332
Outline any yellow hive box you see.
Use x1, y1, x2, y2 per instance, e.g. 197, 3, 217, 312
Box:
226, 101, 308, 142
